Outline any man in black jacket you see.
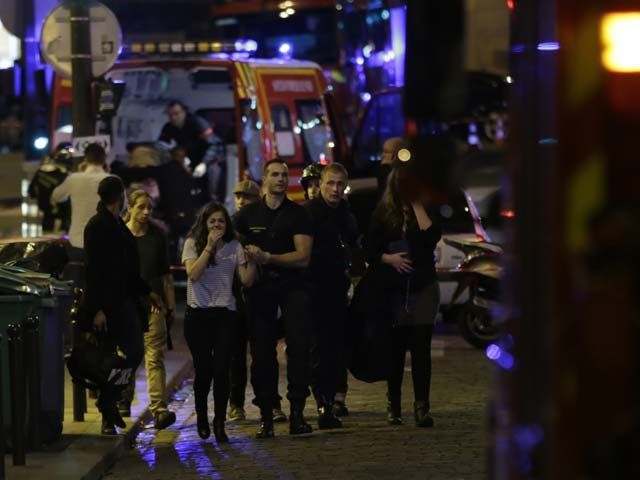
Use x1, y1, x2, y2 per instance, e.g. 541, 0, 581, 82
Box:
305, 163, 359, 429
84, 176, 162, 434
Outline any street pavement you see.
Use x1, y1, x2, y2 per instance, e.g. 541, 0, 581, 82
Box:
105, 335, 492, 480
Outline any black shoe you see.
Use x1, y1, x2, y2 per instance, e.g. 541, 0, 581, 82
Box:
117, 401, 131, 418
333, 400, 349, 417
197, 412, 210, 439
101, 405, 126, 429
213, 417, 229, 444
414, 401, 434, 428
154, 410, 177, 430
387, 401, 403, 426
289, 407, 313, 435
255, 409, 275, 439
101, 417, 117, 435
272, 407, 287, 423
317, 405, 343, 430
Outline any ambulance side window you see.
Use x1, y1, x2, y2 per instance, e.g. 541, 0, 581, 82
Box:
271, 104, 295, 157
241, 100, 263, 181
295, 100, 329, 165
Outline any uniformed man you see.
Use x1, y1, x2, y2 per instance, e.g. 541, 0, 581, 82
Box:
234, 159, 314, 439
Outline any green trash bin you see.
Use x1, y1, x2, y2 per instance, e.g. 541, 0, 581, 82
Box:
0, 266, 71, 445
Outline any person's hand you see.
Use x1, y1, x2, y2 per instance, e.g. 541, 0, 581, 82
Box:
207, 230, 223, 250
149, 292, 164, 313
383, 252, 414, 274
245, 245, 270, 265
93, 310, 107, 332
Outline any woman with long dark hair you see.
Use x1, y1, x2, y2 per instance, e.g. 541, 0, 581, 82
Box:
366, 159, 442, 428
182, 202, 256, 443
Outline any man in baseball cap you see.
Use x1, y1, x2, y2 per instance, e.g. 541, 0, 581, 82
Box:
233, 179, 261, 211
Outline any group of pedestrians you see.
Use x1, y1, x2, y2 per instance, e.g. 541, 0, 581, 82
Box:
53, 137, 443, 442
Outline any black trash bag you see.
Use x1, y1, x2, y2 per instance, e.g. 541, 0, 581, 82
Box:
65, 332, 132, 391
347, 268, 394, 383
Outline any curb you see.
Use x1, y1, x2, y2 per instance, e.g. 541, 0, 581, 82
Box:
80, 358, 194, 480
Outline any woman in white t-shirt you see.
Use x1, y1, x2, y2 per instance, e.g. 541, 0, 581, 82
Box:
182, 202, 256, 443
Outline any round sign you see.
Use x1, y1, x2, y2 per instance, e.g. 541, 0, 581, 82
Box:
40, 2, 122, 78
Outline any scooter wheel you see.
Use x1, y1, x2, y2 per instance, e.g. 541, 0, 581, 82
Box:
456, 304, 499, 349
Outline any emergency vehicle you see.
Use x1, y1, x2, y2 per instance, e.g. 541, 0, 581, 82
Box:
49, 40, 346, 206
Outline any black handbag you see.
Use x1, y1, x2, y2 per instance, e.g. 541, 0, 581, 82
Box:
65, 332, 133, 390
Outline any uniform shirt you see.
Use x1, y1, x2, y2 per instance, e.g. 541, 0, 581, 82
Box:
51, 165, 111, 248
134, 223, 170, 297
182, 238, 246, 310
234, 196, 312, 280
158, 114, 220, 166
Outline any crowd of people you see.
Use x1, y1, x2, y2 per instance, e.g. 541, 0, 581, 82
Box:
41, 129, 443, 442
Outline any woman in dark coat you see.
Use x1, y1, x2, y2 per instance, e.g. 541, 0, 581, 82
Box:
365, 163, 442, 428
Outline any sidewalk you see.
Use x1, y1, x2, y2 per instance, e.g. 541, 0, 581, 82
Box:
4, 316, 193, 480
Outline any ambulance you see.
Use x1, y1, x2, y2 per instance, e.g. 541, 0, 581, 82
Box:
49, 40, 346, 205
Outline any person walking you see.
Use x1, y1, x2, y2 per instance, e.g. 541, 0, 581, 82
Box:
51, 143, 110, 287
182, 202, 256, 443
366, 162, 442, 428
119, 189, 177, 429
83, 176, 163, 434
305, 163, 359, 429
234, 159, 314, 439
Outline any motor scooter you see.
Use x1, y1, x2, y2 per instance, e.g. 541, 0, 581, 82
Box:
439, 238, 502, 348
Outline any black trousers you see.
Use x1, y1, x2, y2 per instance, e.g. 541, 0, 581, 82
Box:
387, 324, 434, 409
246, 279, 311, 410
310, 282, 349, 405
228, 304, 248, 408
97, 300, 144, 412
184, 307, 236, 418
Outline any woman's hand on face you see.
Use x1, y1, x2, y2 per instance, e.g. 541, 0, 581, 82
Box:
383, 252, 414, 274
207, 230, 223, 248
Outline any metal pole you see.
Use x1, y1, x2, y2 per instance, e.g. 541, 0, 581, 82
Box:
24, 315, 41, 450
7, 324, 26, 466
0, 334, 5, 479
68, 0, 94, 141
70, 289, 85, 421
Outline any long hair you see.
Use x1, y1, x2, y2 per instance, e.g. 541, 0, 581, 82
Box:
187, 202, 235, 261
376, 166, 416, 234
123, 189, 151, 223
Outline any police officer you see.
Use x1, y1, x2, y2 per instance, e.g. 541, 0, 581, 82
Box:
305, 163, 359, 428
234, 159, 314, 439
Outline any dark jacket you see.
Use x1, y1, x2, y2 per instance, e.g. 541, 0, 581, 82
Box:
83, 204, 150, 330
305, 196, 359, 286
365, 204, 442, 293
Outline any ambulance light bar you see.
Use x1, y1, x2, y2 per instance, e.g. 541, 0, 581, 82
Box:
123, 39, 258, 56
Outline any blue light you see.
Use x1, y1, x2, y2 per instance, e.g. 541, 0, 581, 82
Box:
486, 344, 501, 360
355, 56, 364, 66
235, 39, 258, 53
34, 137, 49, 151
537, 42, 560, 51
381, 9, 390, 20
360, 92, 371, 102
496, 352, 515, 370
511, 44, 525, 53
278, 43, 292, 55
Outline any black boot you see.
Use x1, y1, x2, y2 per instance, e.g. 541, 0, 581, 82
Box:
317, 401, 342, 430
387, 393, 403, 425
255, 408, 275, 439
196, 410, 210, 439
414, 401, 434, 428
290, 403, 313, 435
213, 417, 229, 443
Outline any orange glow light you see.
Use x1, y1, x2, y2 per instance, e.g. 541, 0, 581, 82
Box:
601, 12, 640, 72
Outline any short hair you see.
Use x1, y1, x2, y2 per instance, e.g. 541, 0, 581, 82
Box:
321, 162, 348, 181
97, 176, 124, 205
263, 158, 288, 177
84, 143, 106, 165
166, 100, 187, 112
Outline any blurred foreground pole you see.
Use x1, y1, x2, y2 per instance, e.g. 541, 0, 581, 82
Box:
495, 0, 640, 479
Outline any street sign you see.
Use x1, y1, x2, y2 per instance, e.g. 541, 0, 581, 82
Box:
39, 2, 122, 78
71, 134, 110, 157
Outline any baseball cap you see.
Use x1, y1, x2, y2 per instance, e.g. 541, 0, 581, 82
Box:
233, 179, 261, 197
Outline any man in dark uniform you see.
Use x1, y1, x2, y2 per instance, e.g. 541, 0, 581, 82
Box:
305, 163, 359, 429
234, 159, 314, 439
158, 101, 224, 201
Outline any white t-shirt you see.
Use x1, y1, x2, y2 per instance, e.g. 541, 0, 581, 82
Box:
182, 238, 246, 310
